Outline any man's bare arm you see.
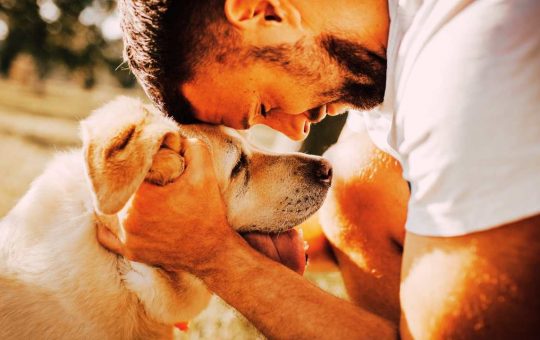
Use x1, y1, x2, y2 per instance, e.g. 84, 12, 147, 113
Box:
96, 138, 396, 339
99, 220, 396, 339
200, 233, 396, 339
97, 138, 540, 339
400, 214, 540, 339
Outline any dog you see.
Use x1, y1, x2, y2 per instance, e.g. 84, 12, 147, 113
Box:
0, 96, 332, 339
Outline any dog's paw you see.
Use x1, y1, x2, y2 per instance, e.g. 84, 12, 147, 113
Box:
146, 148, 185, 186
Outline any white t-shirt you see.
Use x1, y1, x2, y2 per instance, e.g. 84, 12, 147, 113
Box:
347, 0, 540, 237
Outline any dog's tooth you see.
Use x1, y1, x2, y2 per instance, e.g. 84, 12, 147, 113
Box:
304, 241, 309, 251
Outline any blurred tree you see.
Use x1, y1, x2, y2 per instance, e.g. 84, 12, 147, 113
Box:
0, 0, 135, 88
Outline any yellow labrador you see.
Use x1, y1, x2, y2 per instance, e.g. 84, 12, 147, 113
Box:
0, 97, 332, 339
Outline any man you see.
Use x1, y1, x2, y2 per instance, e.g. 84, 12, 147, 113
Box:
99, 0, 540, 338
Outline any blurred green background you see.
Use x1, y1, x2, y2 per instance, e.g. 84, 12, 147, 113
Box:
0, 1, 347, 338
0, 0, 131, 88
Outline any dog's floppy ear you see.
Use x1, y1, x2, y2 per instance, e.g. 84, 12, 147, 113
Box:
81, 96, 181, 215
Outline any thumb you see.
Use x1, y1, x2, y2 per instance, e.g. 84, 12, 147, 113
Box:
180, 138, 215, 183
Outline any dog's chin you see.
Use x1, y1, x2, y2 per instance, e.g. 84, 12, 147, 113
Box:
236, 207, 319, 234
236, 192, 327, 234
233, 197, 327, 275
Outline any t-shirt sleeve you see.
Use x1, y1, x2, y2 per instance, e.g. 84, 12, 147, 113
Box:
397, 1, 540, 236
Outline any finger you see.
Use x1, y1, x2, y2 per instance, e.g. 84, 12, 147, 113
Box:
181, 138, 212, 170
180, 138, 214, 183
96, 223, 125, 255
137, 138, 215, 194
161, 131, 181, 153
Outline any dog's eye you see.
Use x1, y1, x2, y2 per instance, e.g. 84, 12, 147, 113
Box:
231, 152, 248, 178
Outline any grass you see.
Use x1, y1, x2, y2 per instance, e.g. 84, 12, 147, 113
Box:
0, 79, 346, 339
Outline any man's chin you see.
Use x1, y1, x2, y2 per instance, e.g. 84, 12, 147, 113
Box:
241, 229, 307, 275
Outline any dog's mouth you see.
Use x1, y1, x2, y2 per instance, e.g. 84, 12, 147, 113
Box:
241, 229, 306, 274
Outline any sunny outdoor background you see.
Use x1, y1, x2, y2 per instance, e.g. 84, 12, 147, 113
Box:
0, 1, 347, 338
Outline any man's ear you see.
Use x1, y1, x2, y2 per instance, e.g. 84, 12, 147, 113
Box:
81, 96, 181, 215
224, 0, 303, 45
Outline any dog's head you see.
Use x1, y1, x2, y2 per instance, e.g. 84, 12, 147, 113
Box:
81, 97, 331, 234
181, 125, 332, 233
80, 97, 332, 323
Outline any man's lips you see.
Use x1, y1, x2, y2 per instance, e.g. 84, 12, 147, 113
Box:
241, 229, 307, 275
326, 102, 350, 116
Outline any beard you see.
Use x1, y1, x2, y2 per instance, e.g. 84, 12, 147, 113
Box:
248, 34, 387, 111
320, 35, 387, 111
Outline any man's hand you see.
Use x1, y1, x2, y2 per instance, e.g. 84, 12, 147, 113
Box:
97, 138, 236, 275
96, 137, 397, 340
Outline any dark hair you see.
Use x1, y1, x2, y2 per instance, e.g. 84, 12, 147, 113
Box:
119, 0, 230, 123
120, 1, 387, 124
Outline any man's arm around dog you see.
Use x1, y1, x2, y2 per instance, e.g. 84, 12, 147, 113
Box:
98, 139, 540, 339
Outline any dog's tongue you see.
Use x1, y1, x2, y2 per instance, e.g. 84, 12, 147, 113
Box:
241, 229, 306, 275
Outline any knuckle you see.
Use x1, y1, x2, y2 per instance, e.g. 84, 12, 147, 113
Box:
162, 131, 181, 152
146, 149, 184, 186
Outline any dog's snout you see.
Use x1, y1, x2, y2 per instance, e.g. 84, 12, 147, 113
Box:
312, 159, 333, 186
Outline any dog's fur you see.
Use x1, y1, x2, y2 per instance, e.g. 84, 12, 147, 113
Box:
0, 97, 330, 339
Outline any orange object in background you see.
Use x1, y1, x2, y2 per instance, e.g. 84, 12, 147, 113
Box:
174, 322, 189, 332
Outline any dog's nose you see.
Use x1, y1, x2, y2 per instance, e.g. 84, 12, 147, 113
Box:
314, 159, 333, 186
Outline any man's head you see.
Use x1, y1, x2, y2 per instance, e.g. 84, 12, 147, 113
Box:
120, 0, 389, 140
